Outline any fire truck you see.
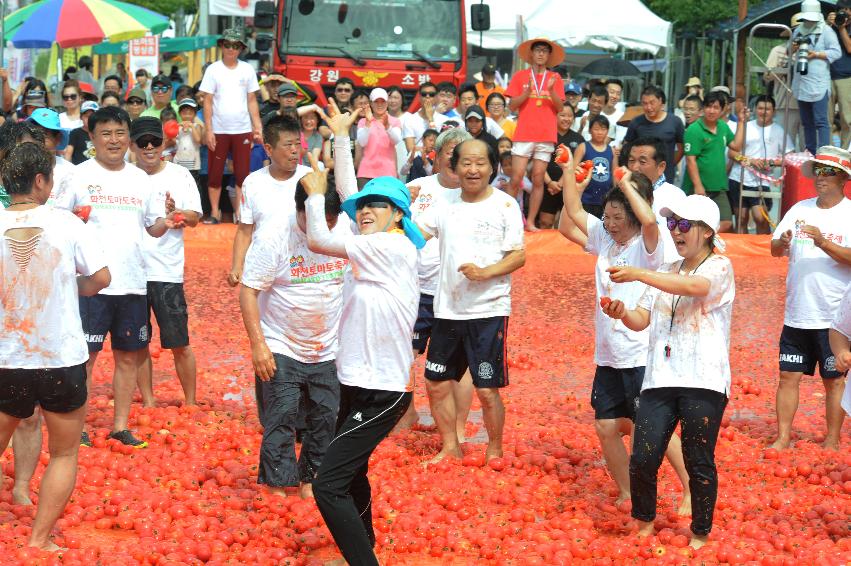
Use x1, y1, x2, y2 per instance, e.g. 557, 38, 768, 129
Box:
253, 0, 490, 100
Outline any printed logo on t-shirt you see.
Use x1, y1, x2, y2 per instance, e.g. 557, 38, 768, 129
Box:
683, 142, 691, 152
415, 193, 433, 212
289, 254, 348, 284
86, 184, 145, 212
591, 157, 610, 183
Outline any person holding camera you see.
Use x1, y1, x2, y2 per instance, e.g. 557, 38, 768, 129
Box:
791, 0, 841, 155
829, 1, 851, 147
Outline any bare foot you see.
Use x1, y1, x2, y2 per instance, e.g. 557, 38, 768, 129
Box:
142, 401, 157, 409
615, 492, 630, 506
524, 223, 540, 233
267, 486, 295, 497
678, 493, 692, 516
12, 489, 32, 506
392, 412, 419, 434
636, 520, 655, 538
456, 427, 466, 444
29, 540, 64, 552
299, 483, 314, 499
689, 535, 708, 550
425, 447, 462, 466
484, 445, 503, 463
821, 438, 840, 450
769, 437, 791, 450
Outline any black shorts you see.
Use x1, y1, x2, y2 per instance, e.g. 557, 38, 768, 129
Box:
79, 294, 149, 353
540, 186, 562, 215
0, 364, 88, 419
779, 325, 843, 378
412, 294, 435, 354
147, 282, 190, 349
590, 365, 645, 421
424, 317, 509, 388
727, 179, 774, 211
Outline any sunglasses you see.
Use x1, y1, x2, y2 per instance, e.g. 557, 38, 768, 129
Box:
813, 164, 840, 177
356, 200, 392, 211
28, 89, 46, 96
221, 41, 243, 50
151, 86, 170, 93
62, 94, 79, 101
127, 98, 145, 105
420, 91, 437, 98
335, 88, 353, 93
135, 135, 163, 149
667, 217, 696, 233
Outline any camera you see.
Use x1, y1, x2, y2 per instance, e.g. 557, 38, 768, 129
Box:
836, 11, 849, 26
796, 38, 811, 75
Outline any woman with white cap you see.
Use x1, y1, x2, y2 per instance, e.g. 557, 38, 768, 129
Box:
301, 155, 424, 564
355, 87, 403, 188
601, 194, 735, 549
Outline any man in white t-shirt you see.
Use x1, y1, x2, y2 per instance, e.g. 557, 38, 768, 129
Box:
626, 137, 687, 263
727, 95, 792, 234
70, 107, 180, 448
199, 28, 262, 224
418, 139, 526, 464
829, 283, 851, 416
131, 117, 203, 408
399, 127, 472, 432
228, 114, 312, 286
770, 146, 851, 450
402, 82, 448, 153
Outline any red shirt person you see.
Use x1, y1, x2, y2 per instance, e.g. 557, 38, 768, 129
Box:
505, 38, 565, 231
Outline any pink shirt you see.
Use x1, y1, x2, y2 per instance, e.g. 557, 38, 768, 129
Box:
356, 116, 403, 179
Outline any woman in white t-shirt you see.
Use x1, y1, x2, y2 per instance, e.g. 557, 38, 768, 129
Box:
302, 146, 424, 565
58, 81, 83, 130
0, 143, 110, 551
829, 283, 851, 416
557, 150, 690, 514
602, 194, 735, 550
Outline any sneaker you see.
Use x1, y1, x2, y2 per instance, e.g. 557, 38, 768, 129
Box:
80, 431, 93, 448
202, 216, 219, 225
107, 430, 148, 449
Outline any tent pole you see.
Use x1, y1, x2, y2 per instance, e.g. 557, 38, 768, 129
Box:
663, 24, 673, 109
710, 39, 716, 87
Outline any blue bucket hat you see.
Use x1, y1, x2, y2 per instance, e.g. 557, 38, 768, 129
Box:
27, 108, 69, 151
340, 177, 426, 249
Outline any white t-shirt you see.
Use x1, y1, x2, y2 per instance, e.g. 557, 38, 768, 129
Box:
408, 174, 459, 295
728, 121, 792, 187
586, 215, 663, 368
47, 157, 89, 211
66, 159, 162, 295
0, 206, 106, 368
59, 112, 83, 130
198, 60, 260, 134
652, 181, 687, 264
773, 197, 851, 328
419, 187, 525, 320
638, 254, 736, 395
401, 111, 448, 145
142, 163, 203, 283
338, 232, 419, 392
240, 165, 311, 236
241, 214, 350, 363
831, 283, 851, 415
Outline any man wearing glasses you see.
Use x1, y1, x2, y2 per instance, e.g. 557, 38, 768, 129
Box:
331, 78, 355, 113
125, 87, 149, 121
402, 82, 448, 154
770, 145, 851, 452
140, 74, 179, 120
199, 28, 263, 224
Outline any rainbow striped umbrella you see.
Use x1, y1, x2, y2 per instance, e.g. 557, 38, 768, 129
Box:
4, 0, 169, 49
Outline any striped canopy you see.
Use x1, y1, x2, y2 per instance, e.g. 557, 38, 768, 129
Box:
4, 0, 170, 48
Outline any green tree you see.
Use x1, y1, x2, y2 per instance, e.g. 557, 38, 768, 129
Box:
123, 0, 196, 18
643, 0, 763, 32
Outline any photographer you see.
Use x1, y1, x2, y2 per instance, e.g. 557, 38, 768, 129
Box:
791, 0, 841, 154
829, 1, 851, 147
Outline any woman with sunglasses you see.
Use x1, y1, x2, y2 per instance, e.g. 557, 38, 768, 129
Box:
601, 194, 734, 550
17, 79, 51, 120
301, 106, 424, 564
557, 148, 691, 516
59, 81, 83, 129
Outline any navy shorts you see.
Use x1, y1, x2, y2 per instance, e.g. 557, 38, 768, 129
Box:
79, 294, 149, 353
424, 316, 509, 388
727, 179, 773, 211
147, 282, 190, 349
779, 325, 842, 378
411, 294, 435, 354
0, 364, 88, 419
590, 365, 645, 421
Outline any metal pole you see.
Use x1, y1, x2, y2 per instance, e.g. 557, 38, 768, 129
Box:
735, 0, 748, 99
0, 0, 6, 110
663, 24, 673, 107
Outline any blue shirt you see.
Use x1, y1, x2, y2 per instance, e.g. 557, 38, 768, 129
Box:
581, 142, 613, 206
792, 24, 842, 102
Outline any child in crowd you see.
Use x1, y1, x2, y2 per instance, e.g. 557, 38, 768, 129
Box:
159, 107, 178, 162
495, 151, 531, 212
174, 98, 204, 184
574, 115, 614, 218
402, 128, 437, 182
497, 136, 513, 155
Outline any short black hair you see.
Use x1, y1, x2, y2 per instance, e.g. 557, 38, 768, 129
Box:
499, 150, 512, 163
589, 114, 610, 131
88, 106, 131, 132
263, 114, 301, 147
497, 135, 512, 147
335, 77, 355, 89
683, 94, 704, 108
103, 74, 123, 89
602, 172, 654, 228
100, 91, 121, 105
0, 121, 45, 161
351, 89, 369, 102
459, 83, 478, 99
437, 81, 457, 95
422, 128, 438, 139
589, 85, 609, 103
531, 40, 552, 52
754, 94, 776, 109
450, 139, 498, 183
605, 78, 624, 89
295, 174, 342, 215
0, 142, 53, 196
641, 85, 667, 104
175, 84, 195, 100
628, 137, 668, 165
159, 107, 177, 122
703, 91, 727, 109
485, 92, 507, 108
419, 82, 437, 94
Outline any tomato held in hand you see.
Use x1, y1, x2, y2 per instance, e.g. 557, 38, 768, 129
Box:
575, 169, 587, 183
580, 160, 594, 171
74, 205, 92, 222
173, 212, 185, 224
613, 168, 626, 182
600, 297, 612, 309
555, 144, 570, 164
164, 120, 180, 139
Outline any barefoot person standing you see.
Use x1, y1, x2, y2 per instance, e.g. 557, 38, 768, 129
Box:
770, 146, 851, 450
601, 194, 735, 549
0, 143, 111, 551
557, 149, 691, 513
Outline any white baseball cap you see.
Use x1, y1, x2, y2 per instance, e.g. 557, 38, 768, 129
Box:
369, 88, 388, 102
660, 194, 726, 252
